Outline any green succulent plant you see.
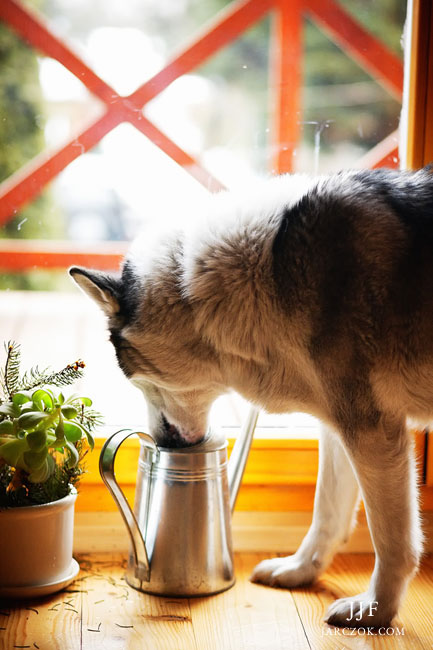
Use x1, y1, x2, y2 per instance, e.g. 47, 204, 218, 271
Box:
0, 342, 101, 505
0, 387, 95, 483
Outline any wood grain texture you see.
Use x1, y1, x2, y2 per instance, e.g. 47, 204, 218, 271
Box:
78, 554, 195, 650
0, 591, 81, 650
74, 510, 433, 554
188, 553, 308, 650
291, 553, 433, 649
1, 553, 432, 649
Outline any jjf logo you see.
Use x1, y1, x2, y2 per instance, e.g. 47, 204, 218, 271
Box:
346, 601, 378, 622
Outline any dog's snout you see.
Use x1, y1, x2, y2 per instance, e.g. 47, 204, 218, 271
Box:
154, 414, 200, 448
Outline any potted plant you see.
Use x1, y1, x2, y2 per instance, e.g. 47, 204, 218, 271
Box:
0, 342, 101, 598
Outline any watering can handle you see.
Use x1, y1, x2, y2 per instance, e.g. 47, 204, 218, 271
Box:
99, 429, 158, 583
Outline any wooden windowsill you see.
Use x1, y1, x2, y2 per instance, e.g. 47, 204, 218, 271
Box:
77, 430, 432, 513
73, 510, 433, 554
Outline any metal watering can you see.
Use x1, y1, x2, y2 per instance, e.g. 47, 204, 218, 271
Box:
99, 408, 258, 597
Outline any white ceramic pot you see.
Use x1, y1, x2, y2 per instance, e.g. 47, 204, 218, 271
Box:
0, 488, 80, 598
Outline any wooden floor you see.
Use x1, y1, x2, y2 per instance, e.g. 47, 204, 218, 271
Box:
1, 553, 433, 649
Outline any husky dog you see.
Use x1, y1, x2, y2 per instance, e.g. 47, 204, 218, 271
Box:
70, 167, 433, 627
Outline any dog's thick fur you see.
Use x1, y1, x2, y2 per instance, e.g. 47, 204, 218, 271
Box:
70, 167, 433, 627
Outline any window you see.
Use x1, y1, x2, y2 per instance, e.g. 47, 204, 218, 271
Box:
0, 0, 407, 441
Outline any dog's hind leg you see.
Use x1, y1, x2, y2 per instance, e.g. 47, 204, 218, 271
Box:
325, 417, 422, 627
250, 426, 360, 588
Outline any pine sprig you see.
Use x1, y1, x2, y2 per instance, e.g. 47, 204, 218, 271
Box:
0, 342, 87, 399
77, 407, 104, 433
19, 360, 85, 392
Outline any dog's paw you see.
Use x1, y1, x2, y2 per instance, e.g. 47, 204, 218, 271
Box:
325, 593, 395, 628
250, 555, 318, 589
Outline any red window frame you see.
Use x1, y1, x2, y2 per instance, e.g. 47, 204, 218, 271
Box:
0, 0, 403, 270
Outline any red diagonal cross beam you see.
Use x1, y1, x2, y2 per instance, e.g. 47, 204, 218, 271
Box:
303, 0, 403, 172
0, 0, 404, 266
306, 0, 403, 99
0, 0, 278, 225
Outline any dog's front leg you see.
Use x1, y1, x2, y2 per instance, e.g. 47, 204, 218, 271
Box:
325, 418, 422, 628
251, 426, 360, 588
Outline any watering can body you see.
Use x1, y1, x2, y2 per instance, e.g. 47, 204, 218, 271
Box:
99, 409, 258, 597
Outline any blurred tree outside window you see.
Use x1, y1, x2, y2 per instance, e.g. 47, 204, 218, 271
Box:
0, 11, 65, 289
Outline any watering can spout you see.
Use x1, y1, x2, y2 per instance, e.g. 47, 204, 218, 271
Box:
227, 407, 259, 513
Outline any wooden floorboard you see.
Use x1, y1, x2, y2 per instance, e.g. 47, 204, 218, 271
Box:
188, 553, 308, 650
1, 552, 432, 649
291, 553, 433, 649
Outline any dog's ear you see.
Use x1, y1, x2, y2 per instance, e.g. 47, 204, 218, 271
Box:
69, 266, 120, 317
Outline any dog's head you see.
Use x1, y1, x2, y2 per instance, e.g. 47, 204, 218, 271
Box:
69, 176, 313, 445
69, 260, 223, 447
